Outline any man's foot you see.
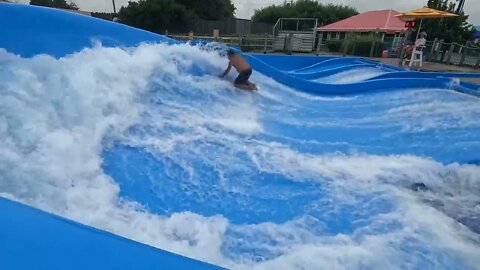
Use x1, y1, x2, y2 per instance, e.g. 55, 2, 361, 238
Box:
247, 82, 258, 91
235, 83, 258, 91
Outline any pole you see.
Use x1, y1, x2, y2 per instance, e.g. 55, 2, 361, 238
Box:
456, 0, 466, 14
316, 34, 322, 56
398, 28, 412, 66
112, 0, 117, 14
475, 52, 480, 69
287, 33, 293, 55
415, 19, 423, 41
459, 45, 467, 66
446, 43, 455, 64
428, 38, 438, 61
263, 34, 268, 54
342, 33, 349, 57
369, 32, 376, 58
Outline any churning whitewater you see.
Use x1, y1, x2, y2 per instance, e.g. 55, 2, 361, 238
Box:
0, 43, 479, 270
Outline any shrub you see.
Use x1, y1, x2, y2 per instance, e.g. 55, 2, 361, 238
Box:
341, 35, 387, 57
326, 40, 342, 52
349, 41, 387, 57
118, 0, 195, 34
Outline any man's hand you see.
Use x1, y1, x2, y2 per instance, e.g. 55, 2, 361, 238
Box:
221, 63, 232, 78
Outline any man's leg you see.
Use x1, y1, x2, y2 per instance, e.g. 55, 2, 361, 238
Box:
234, 70, 257, 91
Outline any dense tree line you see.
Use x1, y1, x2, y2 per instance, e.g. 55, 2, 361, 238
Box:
118, 0, 235, 33
252, 0, 357, 26
30, 0, 78, 10
175, 0, 235, 21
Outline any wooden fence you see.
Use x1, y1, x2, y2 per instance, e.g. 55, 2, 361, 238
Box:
187, 18, 273, 36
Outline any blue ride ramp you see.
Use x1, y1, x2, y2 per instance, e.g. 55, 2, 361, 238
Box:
0, 198, 224, 270
1, 3, 480, 270
244, 54, 480, 95
0, 3, 175, 58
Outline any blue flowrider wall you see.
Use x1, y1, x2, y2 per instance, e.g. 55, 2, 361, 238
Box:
0, 198, 223, 270
1, 3, 479, 270
0, 3, 175, 57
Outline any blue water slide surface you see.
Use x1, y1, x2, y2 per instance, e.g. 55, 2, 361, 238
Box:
0, 3, 175, 58
1, 3, 480, 270
0, 198, 224, 270
244, 54, 480, 95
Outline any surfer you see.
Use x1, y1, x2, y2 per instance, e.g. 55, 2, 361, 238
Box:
220, 49, 258, 91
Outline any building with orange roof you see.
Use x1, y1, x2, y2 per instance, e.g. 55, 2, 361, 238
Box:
317, 9, 407, 44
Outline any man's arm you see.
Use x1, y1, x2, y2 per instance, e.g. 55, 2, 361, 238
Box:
221, 63, 232, 78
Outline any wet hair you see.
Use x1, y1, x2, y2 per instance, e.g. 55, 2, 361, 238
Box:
227, 49, 235, 56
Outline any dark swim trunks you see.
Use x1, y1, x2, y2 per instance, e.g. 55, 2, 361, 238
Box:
234, 68, 252, 85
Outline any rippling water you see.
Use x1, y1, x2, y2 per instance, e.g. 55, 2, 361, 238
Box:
1, 43, 479, 269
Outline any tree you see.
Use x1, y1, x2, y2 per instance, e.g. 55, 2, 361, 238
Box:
176, 0, 235, 20
30, 0, 78, 10
118, 0, 236, 34
421, 0, 474, 43
252, 0, 357, 26
30, 0, 52, 7
118, 0, 194, 33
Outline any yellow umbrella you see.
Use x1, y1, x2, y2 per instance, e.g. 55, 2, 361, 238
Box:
396, 7, 459, 39
396, 7, 459, 20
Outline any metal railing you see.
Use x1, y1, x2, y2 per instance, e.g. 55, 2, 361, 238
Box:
334, 36, 480, 69
168, 34, 275, 53
273, 18, 318, 37
426, 39, 480, 68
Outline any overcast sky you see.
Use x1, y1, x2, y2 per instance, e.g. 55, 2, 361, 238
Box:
17, 0, 480, 25
233, 0, 480, 25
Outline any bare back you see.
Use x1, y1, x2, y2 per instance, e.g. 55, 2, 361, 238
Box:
229, 55, 251, 72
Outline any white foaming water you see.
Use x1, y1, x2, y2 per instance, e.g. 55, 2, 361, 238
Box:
0, 44, 231, 264
317, 67, 386, 84
0, 43, 479, 270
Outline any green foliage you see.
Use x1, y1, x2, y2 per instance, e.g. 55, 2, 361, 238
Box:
92, 12, 115, 21
175, 0, 235, 20
348, 41, 387, 57
118, 0, 194, 33
339, 34, 387, 57
421, 0, 475, 43
252, 0, 357, 25
326, 40, 342, 52
118, 0, 235, 34
30, 0, 78, 10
